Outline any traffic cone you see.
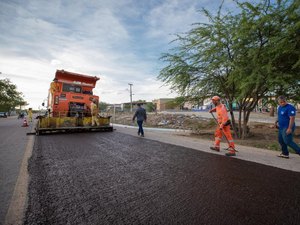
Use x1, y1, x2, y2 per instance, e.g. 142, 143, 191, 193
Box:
22, 118, 29, 127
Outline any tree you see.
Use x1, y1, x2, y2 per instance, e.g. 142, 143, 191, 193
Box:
159, 4, 243, 136
267, 0, 300, 102
146, 102, 155, 112
0, 78, 26, 112
174, 96, 188, 110
231, 0, 300, 138
99, 102, 109, 111
165, 99, 179, 110
158, 0, 299, 139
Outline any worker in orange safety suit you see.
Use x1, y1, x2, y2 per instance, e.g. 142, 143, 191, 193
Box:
209, 96, 236, 157
90, 98, 99, 126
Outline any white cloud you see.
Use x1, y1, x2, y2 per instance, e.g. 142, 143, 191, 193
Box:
0, 0, 240, 109
145, 0, 208, 41
50, 59, 62, 66
0, 56, 55, 107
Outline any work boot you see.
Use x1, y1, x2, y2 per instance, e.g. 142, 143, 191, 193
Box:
141, 134, 144, 137
225, 150, 236, 157
227, 146, 237, 152
277, 153, 289, 159
210, 146, 220, 152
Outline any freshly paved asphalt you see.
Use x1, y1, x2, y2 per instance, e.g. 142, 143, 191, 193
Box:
1, 114, 300, 225
24, 131, 300, 225
0, 117, 32, 225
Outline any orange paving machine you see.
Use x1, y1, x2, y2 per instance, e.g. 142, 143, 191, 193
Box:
35, 70, 113, 135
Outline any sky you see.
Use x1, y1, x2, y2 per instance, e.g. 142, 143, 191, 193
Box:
0, 0, 239, 109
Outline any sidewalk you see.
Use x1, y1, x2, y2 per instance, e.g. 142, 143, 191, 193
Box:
114, 124, 300, 173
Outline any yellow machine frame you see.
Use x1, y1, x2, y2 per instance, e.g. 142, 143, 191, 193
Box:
35, 114, 113, 135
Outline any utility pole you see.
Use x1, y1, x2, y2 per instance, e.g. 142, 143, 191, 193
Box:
113, 104, 116, 124
128, 83, 133, 112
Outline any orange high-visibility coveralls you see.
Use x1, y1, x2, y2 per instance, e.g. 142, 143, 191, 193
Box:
212, 104, 235, 149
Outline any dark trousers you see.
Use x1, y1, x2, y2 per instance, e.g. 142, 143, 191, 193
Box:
137, 120, 144, 135
278, 128, 300, 155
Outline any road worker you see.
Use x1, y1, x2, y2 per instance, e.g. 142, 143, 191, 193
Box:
50, 78, 59, 94
209, 96, 236, 157
90, 98, 99, 126
28, 108, 33, 122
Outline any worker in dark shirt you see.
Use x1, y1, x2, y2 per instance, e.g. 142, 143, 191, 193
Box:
132, 103, 147, 137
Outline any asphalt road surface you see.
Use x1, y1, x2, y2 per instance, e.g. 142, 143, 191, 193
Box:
0, 117, 32, 225
24, 131, 300, 225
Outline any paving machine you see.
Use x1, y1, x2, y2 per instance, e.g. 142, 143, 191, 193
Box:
35, 70, 113, 135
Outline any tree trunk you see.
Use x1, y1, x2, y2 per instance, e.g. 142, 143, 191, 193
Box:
242, 109, 251, 139
229, 110, 238, 139
269, 106, 275, 117
227, 102, 238, 139
238, 109, 242, 139
242, 111, 246, 139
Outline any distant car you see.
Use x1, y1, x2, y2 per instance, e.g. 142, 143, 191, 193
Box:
0, 112, 8, 118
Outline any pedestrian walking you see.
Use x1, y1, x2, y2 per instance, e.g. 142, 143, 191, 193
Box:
209, 96, 236, 157
90, 98, 99, 126
275, 96, 300, 159
132, 103, 147, 137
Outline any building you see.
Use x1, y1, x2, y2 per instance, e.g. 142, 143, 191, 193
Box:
152, 98, 179, 111
111, 101, 149, 112
107, 104, 123, 112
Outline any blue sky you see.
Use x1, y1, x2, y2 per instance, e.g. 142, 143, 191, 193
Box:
0, 0, 238, 109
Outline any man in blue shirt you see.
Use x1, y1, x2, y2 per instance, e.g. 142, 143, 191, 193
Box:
132, 103, 147, 137
275, 96, 300, 158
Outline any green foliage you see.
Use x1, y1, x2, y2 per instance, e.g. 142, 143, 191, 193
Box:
146, 102, 155, 112
123, 104, 131, 111
173, 96, 187, 109
99, 102, 109, 111
0, 78, 26, 112
165, 100, 179, 109
134, 100, 146, 103
158, 0, 299, 139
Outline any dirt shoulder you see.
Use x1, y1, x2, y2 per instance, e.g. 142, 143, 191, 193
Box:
112, 111, 300, 153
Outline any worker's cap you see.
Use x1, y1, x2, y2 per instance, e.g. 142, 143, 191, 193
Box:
211, 96, 220, 101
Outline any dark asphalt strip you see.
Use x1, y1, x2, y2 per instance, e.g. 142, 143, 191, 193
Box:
24, 132, 300, 225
